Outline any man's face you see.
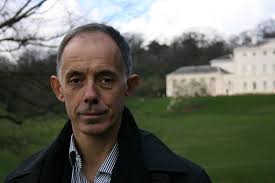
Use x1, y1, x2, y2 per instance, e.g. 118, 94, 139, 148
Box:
51, 32, 138, 137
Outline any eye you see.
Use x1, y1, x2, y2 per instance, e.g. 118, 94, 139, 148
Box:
68, 76, 83, 86
97, 76, 115, 88
95, 71, 118, 88
102, 77, 113, 84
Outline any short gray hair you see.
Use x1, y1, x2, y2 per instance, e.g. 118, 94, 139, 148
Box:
56, 23, 132, 76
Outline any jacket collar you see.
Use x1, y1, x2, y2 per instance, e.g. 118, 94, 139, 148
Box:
141, 130, 187, 173
6, 121, 73, 183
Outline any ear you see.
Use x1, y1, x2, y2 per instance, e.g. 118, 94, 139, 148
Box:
125, 74, 140, 96
50, 75, 65, 102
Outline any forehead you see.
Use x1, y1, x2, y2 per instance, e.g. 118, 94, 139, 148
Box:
60, 32, 124, 75
60, 31, 124, 75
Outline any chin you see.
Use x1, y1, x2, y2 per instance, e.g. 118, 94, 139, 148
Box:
79, 120, 120, 137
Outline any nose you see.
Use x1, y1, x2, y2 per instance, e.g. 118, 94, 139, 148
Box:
83, 80, 99, 105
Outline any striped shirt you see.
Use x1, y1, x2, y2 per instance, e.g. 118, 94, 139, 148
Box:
69, 135, 119, 183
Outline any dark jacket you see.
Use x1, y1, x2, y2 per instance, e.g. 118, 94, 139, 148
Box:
5, 108, 211, 183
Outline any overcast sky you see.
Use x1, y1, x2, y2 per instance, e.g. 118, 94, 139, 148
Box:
2, 0, 274, 60
72, 0, 275, 43
12, 0, 275, 45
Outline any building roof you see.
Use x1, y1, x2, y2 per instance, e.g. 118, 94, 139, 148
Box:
236, 38, 275, 49
168, 65, 230, 75
210, 55, 233, 63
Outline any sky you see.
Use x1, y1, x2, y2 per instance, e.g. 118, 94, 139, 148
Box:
74, 0, 275, 43
5, 0, 275, 47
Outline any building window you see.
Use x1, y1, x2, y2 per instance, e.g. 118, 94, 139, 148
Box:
252, 65, 256, 74
263, 64, 267, 73
242, 66, 246, 74
273, 50, 275, 54
210, 77, 216, 92
263, 51, 267, 55
263, 81, 267, 90
243, 52, 247, 56
227, 81, 233, 93
273, 81, 275, 89
172, 79, 177, 88
243, 82, 247, 91
252, 52, 256, 56
253, 82, 257, 90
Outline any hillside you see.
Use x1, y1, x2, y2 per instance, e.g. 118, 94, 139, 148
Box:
1, 95, 275, 183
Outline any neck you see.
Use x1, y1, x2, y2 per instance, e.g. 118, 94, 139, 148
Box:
72, 121, 121, 180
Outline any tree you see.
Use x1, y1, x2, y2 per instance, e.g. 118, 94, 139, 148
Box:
0, 50, 63, 124
0, 0, 47, 52
256, 18, 275, 39
0, 0, 78, 53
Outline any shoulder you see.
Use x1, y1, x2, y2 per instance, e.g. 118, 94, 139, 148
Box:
4, 149, 47, 183
140, 130, 212, 183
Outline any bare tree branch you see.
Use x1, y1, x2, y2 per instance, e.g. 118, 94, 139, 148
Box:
0, 0, 8, 12
0, 0, 47, 29
0, 0, 75, 53
0, 30, 65, 52
0, 43, 23, 52
26, 42, 58, 48
13, 0, 32, 18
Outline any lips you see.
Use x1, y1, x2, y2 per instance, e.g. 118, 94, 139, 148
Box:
78, 110, 107, 121
81, 111, 106, 115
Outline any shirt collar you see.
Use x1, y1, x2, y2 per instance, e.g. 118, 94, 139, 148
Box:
68, 134, 119, 175
98, 142, 118, 174
69, 134, 78, 167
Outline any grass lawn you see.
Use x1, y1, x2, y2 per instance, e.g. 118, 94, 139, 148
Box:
1, 95, 275, 182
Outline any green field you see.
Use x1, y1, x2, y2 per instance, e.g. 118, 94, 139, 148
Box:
1, 95, 275, 182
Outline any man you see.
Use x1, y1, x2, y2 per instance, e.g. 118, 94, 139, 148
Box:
5, 23, 212, 183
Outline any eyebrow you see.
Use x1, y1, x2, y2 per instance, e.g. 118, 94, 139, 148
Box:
65, 70, 83, 79
96, 70, 117, 77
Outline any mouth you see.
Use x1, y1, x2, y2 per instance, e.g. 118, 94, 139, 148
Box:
78, 110, 108, 121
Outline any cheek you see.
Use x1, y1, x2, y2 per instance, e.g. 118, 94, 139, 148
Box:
102, 91, 124, 106
102, 86, 126, 108
63, 91, 83, 115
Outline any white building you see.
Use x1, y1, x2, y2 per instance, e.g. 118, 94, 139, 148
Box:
166, 38, 275, 97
